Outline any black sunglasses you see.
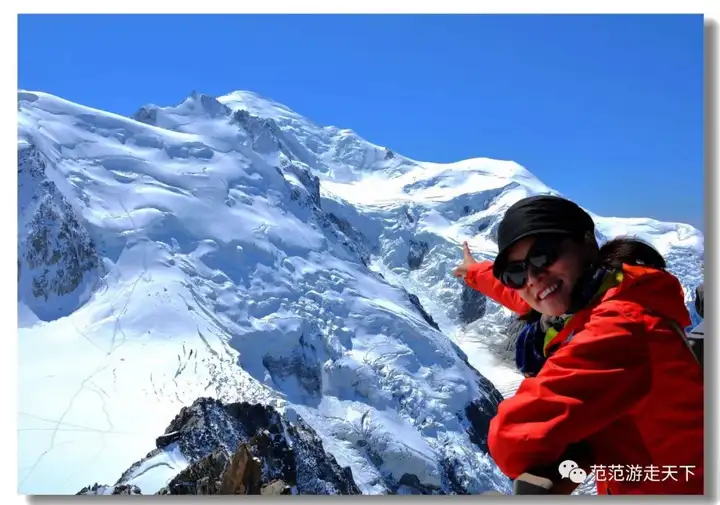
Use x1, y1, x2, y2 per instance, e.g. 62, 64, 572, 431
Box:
499, 234, 569, 289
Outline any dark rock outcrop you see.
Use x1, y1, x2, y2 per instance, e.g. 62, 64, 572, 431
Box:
327, 213, 366, 247
282, 161, 321, 210
459, 285, 487, 324
462, 372, 505, 453
190, 91, 232, 117
159, 444, 264, 495
695, 282, 704, 318
132, 106, 158, 125
77, 483, 141, 495
78, 397, 361, 495
262, 334, 322, 397
474, 215, 500, 240
319, 211, 372, 267
408, 293, 441, 331
18, 145, 103, 320
408, 240, 430, 270
232, 109, 283, 155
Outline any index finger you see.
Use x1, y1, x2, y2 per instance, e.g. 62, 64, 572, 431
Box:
463, 241, 473, 258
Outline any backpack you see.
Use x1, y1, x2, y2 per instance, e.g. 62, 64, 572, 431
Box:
685, 320, 704, 371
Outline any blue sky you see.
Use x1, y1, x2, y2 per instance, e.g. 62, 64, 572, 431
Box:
18, 14, 705, 230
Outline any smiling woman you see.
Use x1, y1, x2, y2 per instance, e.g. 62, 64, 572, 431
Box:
453, 194, 704, 495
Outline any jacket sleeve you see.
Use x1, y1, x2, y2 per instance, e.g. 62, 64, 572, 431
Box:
465, 261, 532, 314
487, 300, 652, 479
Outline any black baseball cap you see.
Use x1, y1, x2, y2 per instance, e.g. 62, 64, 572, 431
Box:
492, 194, 596, 279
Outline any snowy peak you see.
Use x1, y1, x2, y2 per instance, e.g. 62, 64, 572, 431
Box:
17, 87, 702, 496
218, 90, 310, 123
132, 91, 231, 130
220, 90, 422, 183
126, 88, 421, 184
18, 88, 514, 496
185, 91, 232, 117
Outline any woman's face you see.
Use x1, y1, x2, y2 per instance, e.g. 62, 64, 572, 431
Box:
506, 235, 589, 316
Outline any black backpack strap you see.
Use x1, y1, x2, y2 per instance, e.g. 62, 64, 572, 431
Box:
667, 319, 703, 371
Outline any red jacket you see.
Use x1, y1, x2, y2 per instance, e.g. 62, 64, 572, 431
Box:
466, 262, 704, 494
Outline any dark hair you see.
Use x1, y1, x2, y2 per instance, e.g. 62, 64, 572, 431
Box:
596, 236, 666, 271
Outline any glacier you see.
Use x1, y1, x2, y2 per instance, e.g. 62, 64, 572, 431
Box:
17, 89, 704, 495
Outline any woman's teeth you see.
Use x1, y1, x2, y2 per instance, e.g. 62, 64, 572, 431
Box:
539, 282, 560, 300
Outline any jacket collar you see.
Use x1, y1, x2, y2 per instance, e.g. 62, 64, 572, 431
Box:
542, 267, 623, 356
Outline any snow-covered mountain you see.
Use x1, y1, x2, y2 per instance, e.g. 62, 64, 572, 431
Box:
17, 89, 704, 495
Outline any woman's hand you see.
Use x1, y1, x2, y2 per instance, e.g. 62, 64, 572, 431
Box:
452, 241, 478, 279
